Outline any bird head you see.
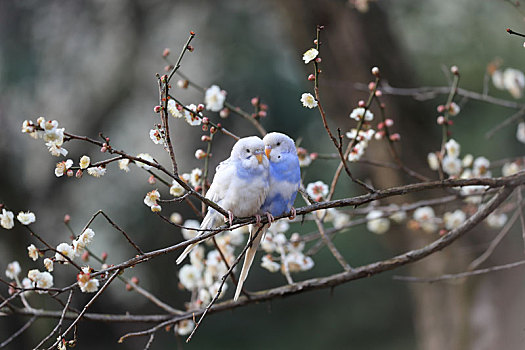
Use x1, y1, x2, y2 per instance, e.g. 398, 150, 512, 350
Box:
231, 136, 268, 167
262, 132, 297, 163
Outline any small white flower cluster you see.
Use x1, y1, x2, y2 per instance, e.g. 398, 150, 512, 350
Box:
492, 67, 525, 99
55, 228, 95, 264
501, 160, 524, 176
517, 122, 525, 144
178, 222, 249, 308
428, 139, 493, 203
306, 180, 329, 202
260, 222, 314, 274
346, 127, 375, 162
0, 209, 36, 229
144, 189, 161, 212
167, 100, 202, 126
362, 205, 407, 235
21, 117, 68, 157
77, 267, 100, 293
27, 269, 54, 294
412, 206, 439, 233
180, 168, 203, 189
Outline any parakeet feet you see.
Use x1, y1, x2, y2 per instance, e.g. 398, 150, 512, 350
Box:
288, 207, 297, 220
228, 211, 234, 227
255, 214, 261, 225
266, 212, 275, 227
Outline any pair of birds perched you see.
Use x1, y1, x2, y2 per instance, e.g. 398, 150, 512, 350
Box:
176, 132, 301, 301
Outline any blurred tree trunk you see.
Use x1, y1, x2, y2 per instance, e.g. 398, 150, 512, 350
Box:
274, 1, 514, 349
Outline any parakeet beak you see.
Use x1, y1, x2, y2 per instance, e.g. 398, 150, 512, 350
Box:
255, 151, 263, 164
265, 145, 272, 159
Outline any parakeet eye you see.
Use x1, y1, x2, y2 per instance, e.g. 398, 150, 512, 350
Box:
246, 149, 250, 153
276, 142, 281, 146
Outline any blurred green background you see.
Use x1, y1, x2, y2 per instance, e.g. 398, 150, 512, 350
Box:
1, 0, 524, 349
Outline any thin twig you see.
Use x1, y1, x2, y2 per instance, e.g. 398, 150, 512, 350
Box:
393, 259, 525, 283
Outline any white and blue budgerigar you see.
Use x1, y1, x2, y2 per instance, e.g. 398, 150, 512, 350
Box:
234, 132, 301, 300
176, 136, 269, 265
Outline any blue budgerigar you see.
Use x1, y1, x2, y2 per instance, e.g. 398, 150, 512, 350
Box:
234, 132, 300, 300
176, 136, 269, 265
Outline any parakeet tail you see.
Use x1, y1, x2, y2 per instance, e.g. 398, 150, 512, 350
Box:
234, 224, 267, 301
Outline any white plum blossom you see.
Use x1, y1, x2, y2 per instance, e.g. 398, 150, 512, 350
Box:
442, 155, 461, 176
366, 210, 390, 234
170, 180, 186, 197
333, 212, 351, 229
0, 209, 15, 229
181, 220, 200, 240
46, 141, 68, 157
205, 85, 226, 112
28, 244, 39, 261
297, 147, 312, 167
261, 255, 281, 273
443, 210, 466, 230
135, 153, 155, 170
462, 154, 473, 168
503, 68, 525, 98
502, 162, 520, 176
17, 211, 36, 225
460, 185, 487, 204
79, 155, 90, 169
284, 252, 314, 272
5, 261, 21, 280
473, 157, 491, 178
445, 139, 460, 159
300, 93, 318, 109
78, 272, 100, 293
55, 159, 73, 177
44, 258, 54, 272
390, 210, 407, 223
34, 271, 53, 293
349, 107, 374, 122
306, 181, 328, 201
170, 212, 183, 224
144, 189, 161, 212
517, 122, 525, 144
178, 264, 201, 290
55, 243, 75, 263
149, 129, 165, 145
87, 166, 106, 178
118, 159, 130, 172
413, 206, 437, 233
190, 168, 202, 188
302, 48, 318, 64
346, 128, 375, 142
176, 320, 195, 336
486, 212, 508, 228
184, 104, 202, 126
167, 99, 183, 118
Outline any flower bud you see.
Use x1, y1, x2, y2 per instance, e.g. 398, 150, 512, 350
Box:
437, 116, 445, 125
210, 126, 217, 134
389, 133, 401, 141
131, 276, 139, 284
375, 90, 382, 97
358, 100, 366, 108
154, 105, 161, 113
371, 66, 380, 76
308, 74, 315, 81
162, 48, 170, 57
202, 117, 209, 124
251, 97, 259, 106
201, 135, 211, 142
219, 108, 229, 118
450, 65, 459, 75
315, 57, 322, 63
148, 175, 156, 184
201, 124, 208, 131
385, 118, 394, 127
258, 110, 267, 118
64, 214, 71, 224
197, 104, 205, 112
75, 169, 83, 178
368, 82, 376, 91
101, 252, 108, 262
81, 251, 89, 262
187, 45, 194, 52
66, 169, 74, 177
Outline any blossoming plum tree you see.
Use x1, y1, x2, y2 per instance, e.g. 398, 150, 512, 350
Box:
1, 25, 524, 349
